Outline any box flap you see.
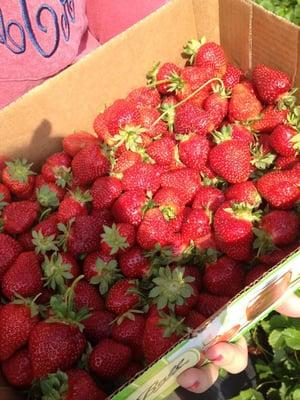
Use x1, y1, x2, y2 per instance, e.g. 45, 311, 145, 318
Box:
192, 0, 220, 43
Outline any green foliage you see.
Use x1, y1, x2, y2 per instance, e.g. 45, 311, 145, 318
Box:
254, 0, 300, 26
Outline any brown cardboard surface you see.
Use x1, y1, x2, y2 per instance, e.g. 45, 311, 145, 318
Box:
192, 0, 220, 43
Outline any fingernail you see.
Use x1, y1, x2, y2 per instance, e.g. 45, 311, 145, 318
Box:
186, 381, 200, 390
209, 354, 223, 362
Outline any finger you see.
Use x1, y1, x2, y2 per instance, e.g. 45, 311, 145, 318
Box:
204, 336, 248, 374
276, 293, 300, 318
177, 363, 219, 393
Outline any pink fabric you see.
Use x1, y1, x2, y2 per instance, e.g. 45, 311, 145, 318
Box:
0, 0, 167, 109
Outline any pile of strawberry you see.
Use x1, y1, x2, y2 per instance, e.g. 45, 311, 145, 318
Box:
1, 37, 300, 399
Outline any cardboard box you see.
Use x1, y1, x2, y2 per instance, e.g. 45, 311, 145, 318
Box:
1, 0, 300, 399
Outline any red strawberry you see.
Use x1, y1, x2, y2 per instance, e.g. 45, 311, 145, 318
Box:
118, 361, 143, 383
223, 64, 243, 89
178, 134, 210, 171
89, 338, 132, 380
104, 99, 141, 135
91, 176, 123, 210
0, 301, 39, 361
42, 152, 72, 188
213, 124, 254, 146
62, 131, 100, 157
181, 265, 202, 291
83, 310, 115, 344
57, 188, 92, 224
147, 136, 176, 166
150, 62, 182, 94
93, 112, 112, 143
252, 106, 288, 133
275, 155, 299, 170
139, 107, 168, 138
258, 243, 299, 266
245, 264, 269, 286
71, 145, 109, 186
154, 187, 185, 219
29, 321, 86, 379
90, 207, 113, 228
119, 246, 151, 278
209, 140, 251, 184
142, 313, 185, 364
2, 252, 43, 300
100, 223, 135, 256
203, 256, 245, 297
254, 210, 299, 256
203, 88, 229, 129
181, 208, 211, 243
252, 64, 292, 104
113, 150, 142, 174
0, 183, 11, 203
225, 181, 261, 207
2, 159, 35, 199
106, 279, 140, 315
192, 186, 225, 213
126, 86, 161, 109
1, 348, 33, 388
112, 313, 145, 357
197, 293, 230, 317
137, 208, 174, 250
270, 124, 299, 156
174, 102, 214, 136
112, 190, 147, 226
3, 200, 39, 235
31, 214, 60, 255
228, 82, 262, 122
0, 233, 22, 278
184, 310, 206, 329
160, 168, 201, 204
214, 201, 259, 261
74, 280, 104, 312
122, 163, 161, 193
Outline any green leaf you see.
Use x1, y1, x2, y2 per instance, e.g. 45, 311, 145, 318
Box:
231, 388, 265, 400
255, 360, 273, 380
283, 328, 300, 350
269, 329, 285, 349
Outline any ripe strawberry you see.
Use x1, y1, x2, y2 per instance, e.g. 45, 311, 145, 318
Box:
181, 265, 203, 291
245, 264, 269, 286
256, 170, 299, 209
91, 176, 123, 210
71, 145, 110, 186
62, 131, 100, 157
112, 190, 147, 226
42, 152, 72, 188
252, 106, 288, 133
222, 64, 243, 89
139, 107, 169, 138
106, 279, 140, 315
160, 168, 201, 203
83, 310, 115, 344
209, 140, 251, 184
275, 155, 299, 170
119, 246, 151, 278
197, 293, 230, 317
147, 136, 176, 166
225, 181, 261, 207
126, 86, 161, 109
0, 301, 39, 361
250, 141, 277, 172
168, 207, 192, 232
2, 159, 35, 199
57, 188, 92, 224
1, 348, 33, 388
74, 280, 104, 312
2, 252, 43, 300
270, 124, 299, 156
184, 310, 206, 329
258, 243, 299, 266
228, 82, 262, 122
174, 102, 214, 136
2, 200, 39, 235
29, 321, 86, 379
0, 183, 11, 203
213, 124, 254, 146
192, 186, 225, 213
118, 361, 143, 384
214, 201, 259, 261
122, 163, 161, 193
113, 150, 142, 174
252, 64, 292, 104
93, 112, 112, 143
100, 223, 135, 255
149, 62, 182, 95
203, 87, 229, 129
137, 208, 174, 250
181, 208, 211, 243
90, 207, 113, 229
89, 338, 132, 380
112, 313, 145, 357
178, 134, 210, 171
142, 313, 185, 364
254, 210, 299, 256
203, 256, 245, 297
154, 187, 185, 219
104, 99, 141, 135
31, 213, 60, 254
0, 233, 22, 278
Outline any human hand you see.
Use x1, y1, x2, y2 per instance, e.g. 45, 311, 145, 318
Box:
177, 293, 300, 393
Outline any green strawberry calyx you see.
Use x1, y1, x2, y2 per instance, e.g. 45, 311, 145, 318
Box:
112, 124, 146, 152
146, 62, 160, 86
225, 202, 262, 223
32, 230, 59, 255
13, 293, 41, 318
211, 82, 231, 99
57, 218, 75, 252
54, 166, 73, 188
5, 158, 35, 183
36, 185, 59, 209
149, 266, 195, 311
253, 227, 277, 257
0, 193, 8, 211
90, 257, 122, 295
113, 309, 145, 326
160, 102, 176, 132
33, 370, 68, 400
70, 187, 93, 204
277, 88, 298, 111
101, 223, 130, 255
212, 125, 233, 144
182, 37, 206, 65
250, 144, 276, 170
42, 253, 73, 294
144, 244, 174, 269
157, 312, 187, 338
290, 132, 300, 153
